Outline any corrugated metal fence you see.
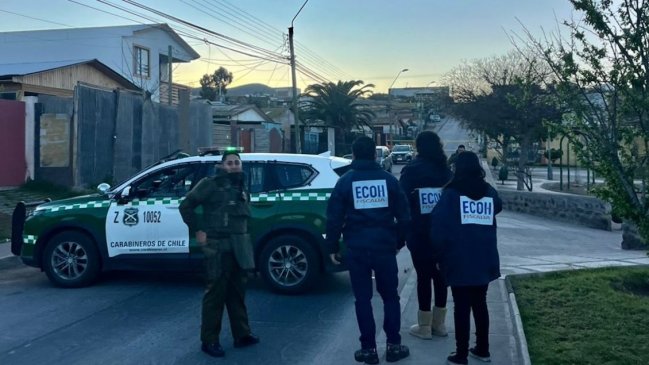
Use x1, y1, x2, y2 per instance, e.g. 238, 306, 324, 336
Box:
35, 84, 212, 188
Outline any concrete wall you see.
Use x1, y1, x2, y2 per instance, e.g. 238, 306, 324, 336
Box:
499, 189, 612, 230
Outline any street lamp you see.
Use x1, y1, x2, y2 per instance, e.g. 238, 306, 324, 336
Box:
388, 69, 408, 146
289, 0, 309, 154
388, 68, 409, 93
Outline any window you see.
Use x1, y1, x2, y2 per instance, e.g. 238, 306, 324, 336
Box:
243, 163, 266, 193
134, 46, 150, 78
133, 164, 199, 198
274, 163, 314, 189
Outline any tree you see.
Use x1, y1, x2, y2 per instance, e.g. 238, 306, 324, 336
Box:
301, 80, 376, 154
445, 52, 561, 190
199, 67, 234, 101
521, 0, 649, 241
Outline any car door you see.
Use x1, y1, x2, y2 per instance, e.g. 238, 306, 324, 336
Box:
105, 162, 203, 268
245, 161, 279, 238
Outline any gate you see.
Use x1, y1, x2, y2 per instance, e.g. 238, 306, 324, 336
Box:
0, 100, 26, 186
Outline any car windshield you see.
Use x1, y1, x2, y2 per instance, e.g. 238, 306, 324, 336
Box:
375, 148, 384, 158
393, 146, 410, 152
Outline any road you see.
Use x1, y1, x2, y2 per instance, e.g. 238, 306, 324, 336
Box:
2, 163, 643, 365
427, 117, 476, 157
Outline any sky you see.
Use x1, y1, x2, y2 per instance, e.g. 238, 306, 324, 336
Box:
0, 0, 578, 92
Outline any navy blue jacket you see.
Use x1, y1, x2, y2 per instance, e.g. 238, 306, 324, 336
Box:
326, 159, 411, 254
399, 157, 452, 258
430, 184, 502, 286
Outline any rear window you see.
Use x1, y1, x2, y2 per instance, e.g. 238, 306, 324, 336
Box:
275, 163, 315, 188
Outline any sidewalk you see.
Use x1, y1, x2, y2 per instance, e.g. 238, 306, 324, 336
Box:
394, 210, 649, 365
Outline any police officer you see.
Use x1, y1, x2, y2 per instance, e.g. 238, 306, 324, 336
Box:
430, 151, 502, 365
179, 150, 259, 358
399, 131, 452, 339
326, 136, 411, 364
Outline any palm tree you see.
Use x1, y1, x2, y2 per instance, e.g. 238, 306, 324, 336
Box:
301, 80, 375, 154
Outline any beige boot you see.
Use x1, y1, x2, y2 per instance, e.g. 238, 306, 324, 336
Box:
431, 306, 448, 337
409, 310, 433, 339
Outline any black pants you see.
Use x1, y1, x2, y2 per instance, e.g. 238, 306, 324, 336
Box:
450, 285, 489, 358
412, 255, 447, 310
346, 249, 401, 349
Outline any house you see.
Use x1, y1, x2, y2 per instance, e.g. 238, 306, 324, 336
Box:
210, 103, 282, 153
0, 23, 199, 103
0, 59, 140, 100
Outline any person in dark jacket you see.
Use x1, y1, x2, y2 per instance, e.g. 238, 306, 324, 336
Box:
447, 144, 465, 170
399, 131, 453, 339
430, 151, 502, 365
326, 136, 411, 364
179, 150, 259, 358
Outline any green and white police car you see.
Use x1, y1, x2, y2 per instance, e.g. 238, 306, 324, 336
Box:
11, 152, 351, 294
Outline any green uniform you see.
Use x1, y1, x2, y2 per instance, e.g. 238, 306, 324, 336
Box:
179, 169, 255, 344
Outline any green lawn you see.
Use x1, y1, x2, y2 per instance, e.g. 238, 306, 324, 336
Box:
510, 267, 649, 365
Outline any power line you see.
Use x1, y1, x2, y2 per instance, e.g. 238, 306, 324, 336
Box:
186, 0, 282, 49
122, 0, 286, 62
211, 0, 349, 81
0, 9, 73, 27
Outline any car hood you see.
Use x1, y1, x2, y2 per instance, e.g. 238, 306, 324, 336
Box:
33, 194, 108, 212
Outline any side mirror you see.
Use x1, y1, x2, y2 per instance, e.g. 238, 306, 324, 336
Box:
97, 183, 111, 194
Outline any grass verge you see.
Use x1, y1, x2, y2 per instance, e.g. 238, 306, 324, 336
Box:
0, 180, 90, 240
510, 267, 649, 365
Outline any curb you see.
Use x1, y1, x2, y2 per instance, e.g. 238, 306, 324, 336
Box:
505, 276, 532, 365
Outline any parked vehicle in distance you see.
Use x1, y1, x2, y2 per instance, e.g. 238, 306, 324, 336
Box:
390, 144, 414, 164
376, 146, 393, 173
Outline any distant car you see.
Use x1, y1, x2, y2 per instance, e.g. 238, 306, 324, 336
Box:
12, 152, 351, 294
376, 146, 393, 173
391, 144, 414, 164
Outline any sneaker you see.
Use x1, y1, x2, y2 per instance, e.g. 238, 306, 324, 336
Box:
386, 343, 410, 362
354, 348, 379, 364
469, 347, 491, 362
201, 342, 225, 357
447, 352, 468, 365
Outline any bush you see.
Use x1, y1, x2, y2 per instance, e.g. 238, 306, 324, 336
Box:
542, 148, 563, 162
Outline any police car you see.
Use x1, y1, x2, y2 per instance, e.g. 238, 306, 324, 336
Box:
11, 151, 351, 294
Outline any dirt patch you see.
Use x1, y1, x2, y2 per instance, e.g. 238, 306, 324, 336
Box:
0, 212, 11, 241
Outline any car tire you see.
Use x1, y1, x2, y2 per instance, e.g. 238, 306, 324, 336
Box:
43, 231, 100, 288
259, 234, 320, 294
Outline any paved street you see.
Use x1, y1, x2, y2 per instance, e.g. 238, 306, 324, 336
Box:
2, 189, 647, 365
1, 142, 647, 365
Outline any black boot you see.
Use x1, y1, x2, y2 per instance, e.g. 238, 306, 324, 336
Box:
386, 343, 410, 362
354, 348, 379, 364
201, 342, 225, 357
234, 333, 260, 348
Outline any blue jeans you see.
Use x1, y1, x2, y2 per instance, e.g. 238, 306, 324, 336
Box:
346, 249, 401, 349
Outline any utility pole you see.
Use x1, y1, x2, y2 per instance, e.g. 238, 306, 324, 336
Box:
289, 0, 309, 154
289, 26, 300, 154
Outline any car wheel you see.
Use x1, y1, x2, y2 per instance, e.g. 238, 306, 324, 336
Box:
43, 231, 100, 288
259, 234, 320, 294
